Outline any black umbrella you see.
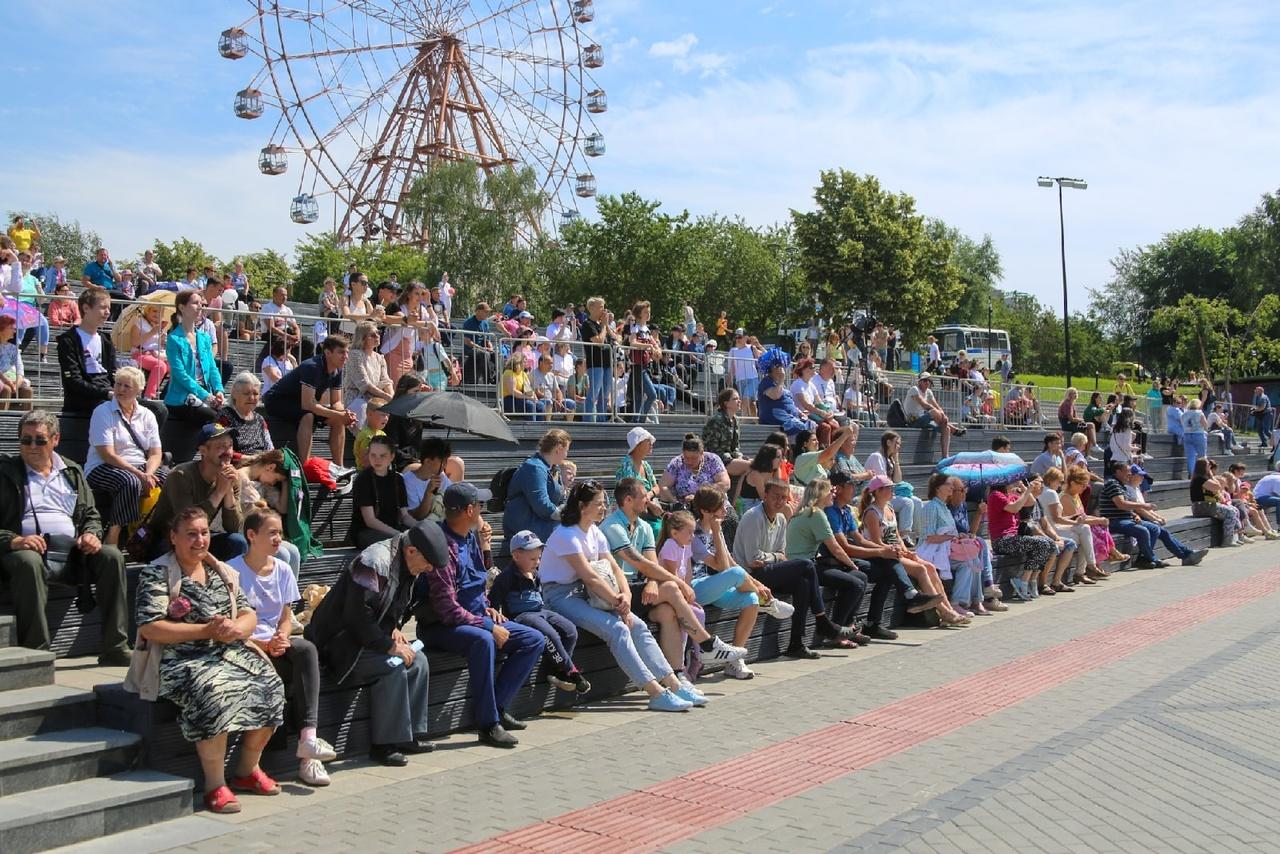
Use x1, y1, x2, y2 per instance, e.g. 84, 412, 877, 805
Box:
379, 391, 518, 444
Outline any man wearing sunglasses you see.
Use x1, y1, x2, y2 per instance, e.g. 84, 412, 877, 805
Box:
0, 411, 130, 664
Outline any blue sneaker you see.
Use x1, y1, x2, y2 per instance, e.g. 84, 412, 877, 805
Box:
648, 690, 693, 712
675, 676, 709, 706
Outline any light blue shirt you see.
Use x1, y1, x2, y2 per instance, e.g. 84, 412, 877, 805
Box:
1181, 408, 1206, 435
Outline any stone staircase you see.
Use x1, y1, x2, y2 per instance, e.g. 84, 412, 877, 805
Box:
0, 616, 192, 853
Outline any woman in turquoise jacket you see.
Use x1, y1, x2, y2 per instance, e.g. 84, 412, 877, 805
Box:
164, 289, 223, 424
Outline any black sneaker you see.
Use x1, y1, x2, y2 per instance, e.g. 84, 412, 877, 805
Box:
784, 645, 820, 660
370, 744, 408, 766
572, 672, 592, 693
1111, 556, 1134, 571
1133, 559, 1161, 569
402, 736, 434, 754
1181, 549, 1208, 567
906, 592, 943, 614
865, 625, 899, 641
499, 711, 528, 731
479, 724, 519, 748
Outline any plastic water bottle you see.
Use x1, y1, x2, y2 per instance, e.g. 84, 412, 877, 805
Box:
386, 639, 424, 668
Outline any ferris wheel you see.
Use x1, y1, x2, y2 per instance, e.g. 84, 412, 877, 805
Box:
219, 0, 607, 244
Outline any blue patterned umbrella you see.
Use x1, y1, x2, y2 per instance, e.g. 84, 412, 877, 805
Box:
934, 451, 1028, 489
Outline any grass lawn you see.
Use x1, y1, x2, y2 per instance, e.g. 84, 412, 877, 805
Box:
1016, 374, 1203, 396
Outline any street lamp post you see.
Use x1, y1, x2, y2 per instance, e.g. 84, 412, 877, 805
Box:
1037, 176, 1087, 387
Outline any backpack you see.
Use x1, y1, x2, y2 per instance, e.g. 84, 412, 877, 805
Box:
886, 399, 907, 428
488, 466, 518, 513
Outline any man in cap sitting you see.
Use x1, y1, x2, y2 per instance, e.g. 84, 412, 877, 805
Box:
306, 519, 446, 766
414, 483, 545, 748
903, 372, 965, 457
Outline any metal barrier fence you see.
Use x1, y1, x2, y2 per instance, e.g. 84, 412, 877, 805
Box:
9, 288, 1270, 439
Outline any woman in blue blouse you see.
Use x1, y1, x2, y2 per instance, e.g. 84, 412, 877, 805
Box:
756, 347, 809, 437
165, 289, 223, 424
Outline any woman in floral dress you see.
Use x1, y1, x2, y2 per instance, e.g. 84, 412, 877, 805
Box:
135, 506, 285, 814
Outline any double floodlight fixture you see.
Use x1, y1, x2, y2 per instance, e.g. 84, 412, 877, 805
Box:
1038, 176, 1087, 190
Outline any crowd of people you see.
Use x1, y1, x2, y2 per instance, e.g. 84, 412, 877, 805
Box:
2, 235, 1277, 815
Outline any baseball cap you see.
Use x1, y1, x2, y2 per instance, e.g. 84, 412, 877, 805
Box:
626, 426, 656, 452
1129, 464, 1148, 478
406, 519, 450, 568
734, 327, 746, 337
376, 280, 398, 292
865, 474, 895, 493
509, 530, 544, 551
518, 310, 533, 320
442, 481, 481, 512
197, 422, 236, 445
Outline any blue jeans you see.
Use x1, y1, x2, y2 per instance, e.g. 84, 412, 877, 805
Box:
1109, 518, 1190, 563
654, 383, 676, 408
691, 566, 759, 610
1256, 495, 1280, 526
1183, 431, 1207, 478
417, 621, 544, 729
889, 495, 923, 535
513, 609, 579, 675
504, 396, 545, 421
1256, 410, 1274, 447
629, 371, 657, 420
950, 557, 983, 606
586, 367, 611, 422
210, 533, 248, 561
544, 581, 672, 686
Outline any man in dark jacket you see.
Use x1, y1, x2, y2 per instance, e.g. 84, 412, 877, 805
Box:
57, 286, 167, 429
415, 483, 544, 749
0, 411, 129, 663
305, 519, 447, 766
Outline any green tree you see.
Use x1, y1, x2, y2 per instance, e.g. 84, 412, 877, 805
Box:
6, 210, 102, 275
1149, 294, 1242, 378
791, 170, 963, 342
290, 234, 432, 303
149, 238, 220, 283
401, 161, 545, 308
1089, 227, 1238, 368
233, 250, 293, 300
926, 221, 1004, 325
1232, 187, 1280, 307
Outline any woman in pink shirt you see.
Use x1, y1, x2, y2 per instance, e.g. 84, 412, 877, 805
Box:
987, 481, 1058, 601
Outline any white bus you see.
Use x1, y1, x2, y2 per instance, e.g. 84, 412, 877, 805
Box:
931, 325, 1012, 370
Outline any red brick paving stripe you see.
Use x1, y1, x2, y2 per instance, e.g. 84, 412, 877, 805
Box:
451, 568, 1280, 854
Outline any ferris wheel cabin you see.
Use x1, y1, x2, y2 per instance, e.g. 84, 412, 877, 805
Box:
258, 145, 288, 175
584, 133, 605, 157
561, 209, 582, 228
234, 88, 264, 120
572, 0, 595, 24
586, 89, 608, 113
218, 28, 247, 60
583, 44, 603, 68
290, 194, 320, 224
575, 174, 597, 198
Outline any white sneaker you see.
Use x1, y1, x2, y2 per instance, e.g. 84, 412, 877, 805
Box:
723, 658, 755, 680
297, 737, 337, 761
760, 597, 795, 621
705, 636, 747, 663
1225, 538, 1241, 547
1239, 534, 1255, 544
299, 758, 330, 787
546, 673, 576, 692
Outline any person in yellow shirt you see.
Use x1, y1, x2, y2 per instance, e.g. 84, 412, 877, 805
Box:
1114, 373, 1136, 398
7, 216, 39, 253
353, 396, 390, 469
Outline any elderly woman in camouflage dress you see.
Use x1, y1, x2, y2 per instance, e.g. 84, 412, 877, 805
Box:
135, 506, 285, 814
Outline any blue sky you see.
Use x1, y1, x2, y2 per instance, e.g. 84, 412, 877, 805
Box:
1, 0, 1277, 316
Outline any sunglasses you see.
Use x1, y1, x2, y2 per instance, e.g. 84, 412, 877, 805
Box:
20, 436, 49, 446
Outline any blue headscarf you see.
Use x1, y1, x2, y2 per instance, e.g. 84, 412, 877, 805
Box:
756, 346, 790, 377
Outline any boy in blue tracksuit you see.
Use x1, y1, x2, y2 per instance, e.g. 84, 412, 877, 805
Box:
489, 530, 591, 695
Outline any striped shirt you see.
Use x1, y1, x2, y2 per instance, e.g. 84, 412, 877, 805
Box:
1098, 479, 1134, 521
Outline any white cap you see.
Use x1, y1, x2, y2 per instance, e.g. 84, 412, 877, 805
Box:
627, 426, 656, 452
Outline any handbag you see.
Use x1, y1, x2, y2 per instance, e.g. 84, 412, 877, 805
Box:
949, 536, 983, 562
23, 471, 81, 586
585, 558, 621, 610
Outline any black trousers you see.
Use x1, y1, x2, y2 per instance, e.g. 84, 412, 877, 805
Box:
272, 637, 322, 729
857, 557, 913, 628
814, 556, 867, 627
753, 559, 825, 647
1, 545, 128, 652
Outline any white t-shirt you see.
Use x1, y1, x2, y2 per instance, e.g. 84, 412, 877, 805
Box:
228, 556, 299, 643
814, 375, 839, 410
85, 400, 162, 475
904, 386, 936, 420
258, 302, 294, 336
1036, 488, 1061, 522
437, 280, 454, 318
402, 470, 451, 517
76, 327, 106, 374
728, 346, 758, 381
864, 452, 889, 476
790, 377, 818, 408
843, 386, 864, 410
659, 538, 693, 583
928, 342, 940, 363
261, 355, 294, 394
540, 523, 611, 585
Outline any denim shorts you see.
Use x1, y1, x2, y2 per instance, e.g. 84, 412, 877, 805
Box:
736, 377, 759, 400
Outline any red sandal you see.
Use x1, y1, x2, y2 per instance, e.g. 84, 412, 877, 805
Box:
228, 767, 281, 796
203, 785, 241, 814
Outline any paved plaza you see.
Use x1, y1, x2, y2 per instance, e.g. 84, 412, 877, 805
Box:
62, 545, 1280, 854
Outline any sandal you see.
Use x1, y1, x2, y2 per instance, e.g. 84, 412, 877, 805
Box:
203, 785, 241, 814
228, 767, 281, 796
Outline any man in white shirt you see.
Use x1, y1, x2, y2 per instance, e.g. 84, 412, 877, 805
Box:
532, 354, 574, 417
903, 373, 964, 457
0, 411, 130, 663
437, 272, 455, 319
257, 285, 301, 368
814, 358, 842, 418
727, 330, 761, 417
1253, 472, 1280, 525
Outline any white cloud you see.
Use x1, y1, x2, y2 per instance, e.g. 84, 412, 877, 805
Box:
649, 32, 698, 60
648, 33, 732, 77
